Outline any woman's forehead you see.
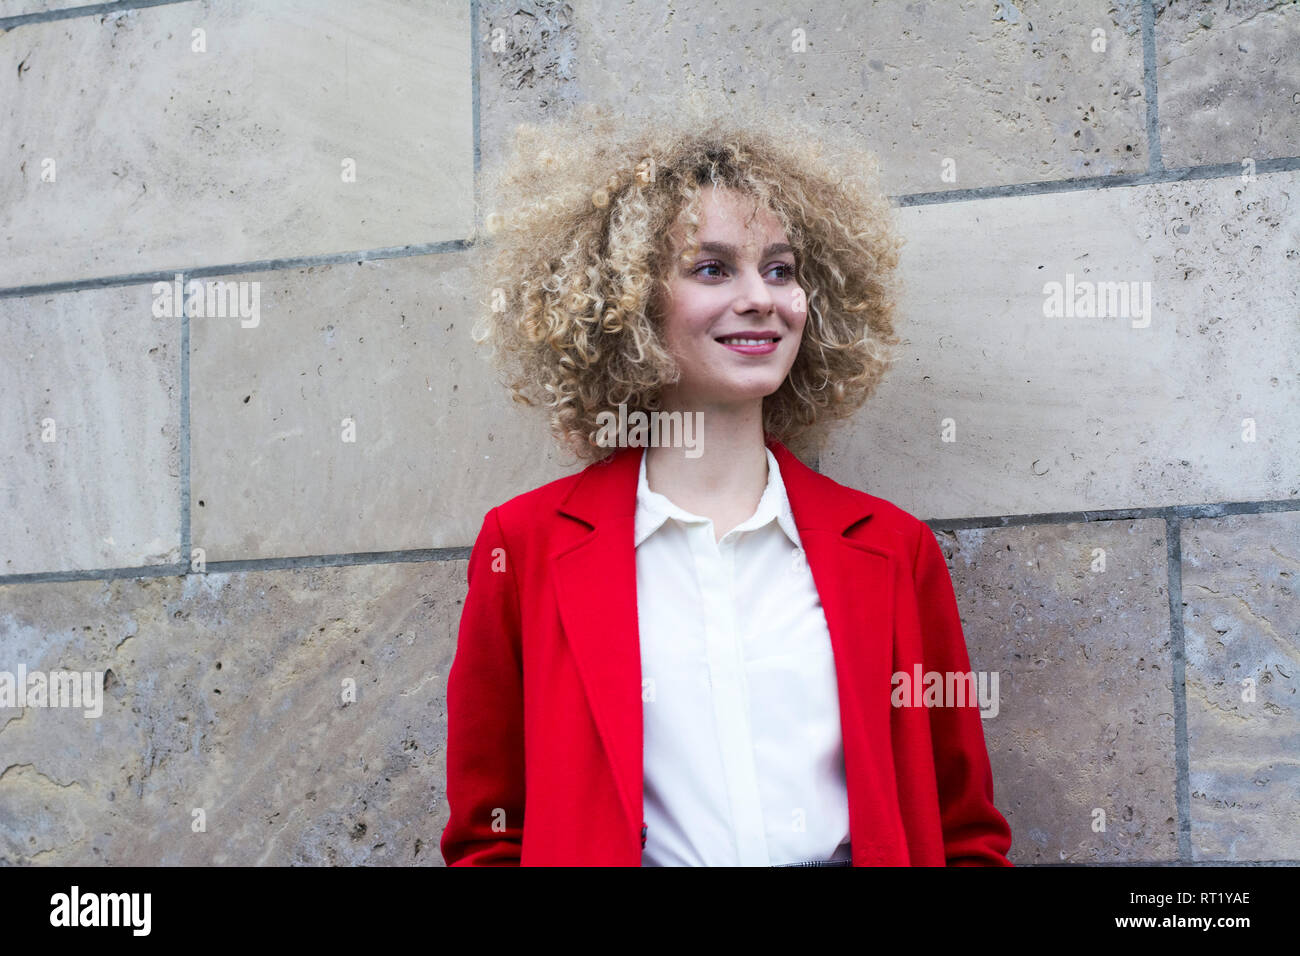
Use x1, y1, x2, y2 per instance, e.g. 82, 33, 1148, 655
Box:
672, 188, 787, 248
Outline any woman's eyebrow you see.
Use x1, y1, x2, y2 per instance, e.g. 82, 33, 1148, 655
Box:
695, 240, 795, 258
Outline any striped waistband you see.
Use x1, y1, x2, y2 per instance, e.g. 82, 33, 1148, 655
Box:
769, 858, 852, 868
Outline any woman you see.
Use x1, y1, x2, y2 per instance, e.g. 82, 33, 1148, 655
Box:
440, 101, 1012, 866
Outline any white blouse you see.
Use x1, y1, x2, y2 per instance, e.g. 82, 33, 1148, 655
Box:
635, 445, 852, 866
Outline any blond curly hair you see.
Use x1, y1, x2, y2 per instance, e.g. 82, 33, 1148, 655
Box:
468, 97, 904, 465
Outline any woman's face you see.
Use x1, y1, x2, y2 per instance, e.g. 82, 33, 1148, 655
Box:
656, 185, 807, 411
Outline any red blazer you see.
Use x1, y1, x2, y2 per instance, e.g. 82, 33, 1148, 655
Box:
441, 436, 1013, 866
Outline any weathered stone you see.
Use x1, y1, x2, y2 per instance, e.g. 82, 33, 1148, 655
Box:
0, 285, 179, 575
0, 0, 473, 288
188, 252, 569, 562
0, 559, 463, 865
1181, 510, 1300, 861
941, 518, 1177, 862
1155, 0, 1300, 169
560, 0, 1147, 195
477, 0, 581, 177
821, 170, 1300, 521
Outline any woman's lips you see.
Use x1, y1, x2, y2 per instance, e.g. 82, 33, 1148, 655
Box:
715, 336, 780, 355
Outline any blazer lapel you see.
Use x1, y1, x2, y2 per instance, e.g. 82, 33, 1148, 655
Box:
552, 438, 897, 861
551, 446, 646, 842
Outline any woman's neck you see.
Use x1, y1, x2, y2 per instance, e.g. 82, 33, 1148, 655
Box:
642, 401, 769, 537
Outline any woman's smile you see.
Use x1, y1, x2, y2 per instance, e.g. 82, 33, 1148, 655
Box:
715, 336, 781, 355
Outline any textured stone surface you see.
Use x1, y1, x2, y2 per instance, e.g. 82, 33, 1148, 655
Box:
821, 169, 1300, 521
942, 518, 1178, 863
477, 0, 582, 179
1156, 0, 1300, 168
0, 0, 473, 288
189, 251, 571, 562
0, 1, 86, 17
0, 559, 462, 865
0, 285, 180, 576
561, 0, 1147, 195
1181, 510, 1300, 861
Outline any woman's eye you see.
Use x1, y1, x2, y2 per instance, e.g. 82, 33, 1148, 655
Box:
691, 261, 796, 280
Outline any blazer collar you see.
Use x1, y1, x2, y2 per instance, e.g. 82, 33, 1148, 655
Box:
549, 437, 894, 864
556, 436, 875, 537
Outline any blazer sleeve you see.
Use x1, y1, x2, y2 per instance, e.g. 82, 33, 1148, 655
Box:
912, 522, 1014, 866
441, 506, 526, 866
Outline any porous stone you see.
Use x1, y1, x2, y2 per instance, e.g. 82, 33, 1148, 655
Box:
1181, 509, 1300, 861
0, 558, 464, 865
939, 517, 1177, 862
1155, 0, 1300, 169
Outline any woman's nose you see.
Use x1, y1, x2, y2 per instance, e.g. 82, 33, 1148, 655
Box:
732, 267, 775, 313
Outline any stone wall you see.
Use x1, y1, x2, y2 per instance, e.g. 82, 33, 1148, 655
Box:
0, 0, 1296, 865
